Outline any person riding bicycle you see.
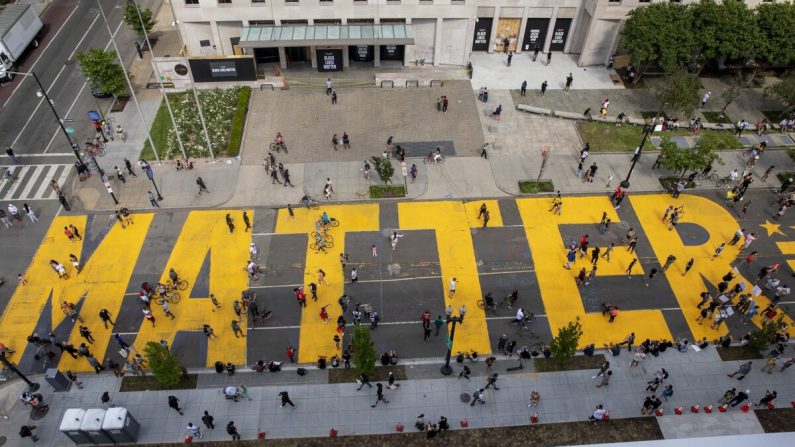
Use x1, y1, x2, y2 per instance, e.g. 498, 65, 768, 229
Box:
169, 268, 179, 285
508, 289, 519, 307
141, 282, 154, 298
431, 147, 443, 163
246, 261, 258, 277
484, 292, 495, 309
275, 132, 285, 145
155, 282, 167, 296
321, 212, 331, 226
512, 308, 526, 325
301, 194, 313, 207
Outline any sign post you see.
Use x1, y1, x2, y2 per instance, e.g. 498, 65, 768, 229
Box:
401, 161, 408, 192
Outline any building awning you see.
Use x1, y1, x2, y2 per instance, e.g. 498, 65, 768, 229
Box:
239, 24, 414, 48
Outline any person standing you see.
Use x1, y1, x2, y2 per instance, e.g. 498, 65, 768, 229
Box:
225, 214, 234, 233
595, 371, 612, 388
449, 277, 457, 297
23, 203, 37, 223
147, 191, 160, 208
243, 211, 251, 232
18, 425, 38, 442
186, 423, 202, 439
540, 81, 547, 96
434, 315, 444, 336
331, 90, 337, 105
532, 44, 540, 61
546, 52, 552, 65
701, 91, 711, 108
507, 52, 513, 66
520, 80, 527, 96
372, 383, 389, 407
564, 73, 573, 92
279, 391, 295, 408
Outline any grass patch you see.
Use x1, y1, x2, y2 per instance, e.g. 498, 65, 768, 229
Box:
369, 185, 406, 198
119, 374, 198, 392
776, 172, 795, 183
762, 110, 785, 122
115, 416, 662, 446
534, 354, 606, 372
328, 365, 406, 384
787, 149, 795, 163
141, 87, 250, 160
702, 111, 732, 124
518, 180, 555, 194
756, 408, 795, 433
716, 346, 763, 361
227, 86, 251, 157
576, 121, 742, 152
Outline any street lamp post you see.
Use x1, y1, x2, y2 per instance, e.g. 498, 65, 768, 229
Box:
620, 125, 653, 189
142, 162, 162, 200
6, 70, 83, 165
440, 314, 464, 376
0, 352, 40, 392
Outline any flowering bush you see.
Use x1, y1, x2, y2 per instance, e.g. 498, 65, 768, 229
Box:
142, 87, 248, 160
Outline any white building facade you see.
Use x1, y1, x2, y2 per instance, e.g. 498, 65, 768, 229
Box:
169, 0, 778, 71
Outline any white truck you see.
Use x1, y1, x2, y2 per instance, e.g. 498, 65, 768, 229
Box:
0, 4, 44, 82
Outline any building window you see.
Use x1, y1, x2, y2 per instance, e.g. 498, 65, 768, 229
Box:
218, 0, 232, 4
451, 0, 464, 4
387, 0, 400, 5
285, 0, 299, 4
354, 0, 367, 4
419, 0, 433, 4
320, 0, 333, 4
184, 0, 199, 5
252, 0, 266, 4
608, 0, 620, 3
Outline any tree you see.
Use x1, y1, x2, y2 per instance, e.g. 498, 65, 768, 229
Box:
123, 1, 156, 36
351, 326, 376, 377
747, 317, 787, 356
370, 156, 395, 186
549, 317, 582, 367
756, 2, 795, 70
619, 2, 694, 83
659, 133, 721, 178
143, 341, 184, 389
652, 68, 702, 118
765, 70, 795, 116
690, 0, 762, 72
75, 49, 128, 98
718, 72, 744, 117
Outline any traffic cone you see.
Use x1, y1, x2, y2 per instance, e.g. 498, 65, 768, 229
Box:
531, 412, 539, 423
741, 404, 750, 412
704, 405, 713, 414
396, 423, 404, 432
767, 402, 776, 410
329, 428, 338, 437
691, 404, 700, 413
718, 404, 728, 413
655, 409, 664, 416
674, 406, 684, 415
258, 430, 266, 440
460, 419, 469, 428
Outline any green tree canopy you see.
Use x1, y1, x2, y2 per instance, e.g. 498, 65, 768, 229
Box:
370, 156, 395, 186
619, 2, 694, 82
143, 341, 184, 389
659, 133, 721, 177
765, 70, 795, 115
123, 2, 156, 36
351, 326, 376, 377
691, 0, 762, 68
549, 317, 583, 367
75, 48, 128, 97
757, 2, 795, 67
652, 68, 702, 118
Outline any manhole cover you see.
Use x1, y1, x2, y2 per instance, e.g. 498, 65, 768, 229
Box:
459, 393, 471, 403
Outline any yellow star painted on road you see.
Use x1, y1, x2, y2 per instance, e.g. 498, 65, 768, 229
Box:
760, 220, 785, 237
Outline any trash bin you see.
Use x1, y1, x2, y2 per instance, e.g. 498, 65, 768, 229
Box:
102, 407, 140, 444
60, 409, 92, 444
80, 409, 112, 444
45, 368, 71, 392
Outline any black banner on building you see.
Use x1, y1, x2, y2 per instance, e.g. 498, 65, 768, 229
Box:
188, 57, 257, 83
522, 18, 549, 52
318, 49, 343, 72
350, 45, 374, 62
380, 45, 404, 61
549, 18, 572, 52
472, 18, 493, 52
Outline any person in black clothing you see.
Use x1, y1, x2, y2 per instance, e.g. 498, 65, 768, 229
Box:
202, 411, 215, 429
356, 373, 373, 390
168, 395, 183, 415
372, 383, 389, 407
226, 421, 240, 440
279, 391, 295, 408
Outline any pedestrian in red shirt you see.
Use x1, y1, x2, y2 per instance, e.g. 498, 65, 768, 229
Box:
294, 287, 306, 308
286, 346, 296, 363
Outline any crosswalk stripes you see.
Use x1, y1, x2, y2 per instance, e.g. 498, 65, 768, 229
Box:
0, 164, 71, 201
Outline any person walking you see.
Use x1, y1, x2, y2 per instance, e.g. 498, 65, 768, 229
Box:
540, 81, 547, 96
728, 361, 753, 380
520, 80, 527, 96
101, 391, 113, 407
662, 255, 676, 272
279, 391, 295, 408
701, 91, 711, 108
484, 373, 500, 390
124, 158, 136, 177
470, 388, 486, 406
283, 169, 294, 187
168, 395, 184, 415
331, 90, 337, 105
356, 373, 373, 390
186, 422, 202, 439
147, 191, 160, 208
225, 213, 234, 233
18, 425, 38, 443
99, 309, 115, 328
6, 147, 19, 163
372, 383, 389, 407
564, 73, 573, 92
434, 315, 444, 336
595, 371, 612, 388
683, 258, 694, 276
449, 277, 457, 298
326, 78, 333, 95
196, 177, 209, 194
202, 411, 215, 429
114, 166, 126, 183
458, 365, 471, 380
387, 371, 400, 389
23, 203, 37, 223
226, 421, 241, 441
79, 326, 95, 344
243, 211, 251, 232
546, 52, 551, 65
507, 52, 513, 66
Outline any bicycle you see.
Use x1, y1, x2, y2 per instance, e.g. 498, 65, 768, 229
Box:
243, 264, 265, 280
269, 141, 287, 153
695, 172, 718, 182
168, 278, 188, 291
311, 231, 333, 243
85, 143, 105, 157
322, 217, 339, 228
424, 153, 446, 164
715, 175, 733, 188
160, 291, 180, 304
302, 198, 320, 210
310, 240, 333, 253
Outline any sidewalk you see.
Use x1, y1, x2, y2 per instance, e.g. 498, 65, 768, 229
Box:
0, 346, 792, 445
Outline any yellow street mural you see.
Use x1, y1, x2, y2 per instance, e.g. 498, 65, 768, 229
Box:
1, 196, 793, 372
